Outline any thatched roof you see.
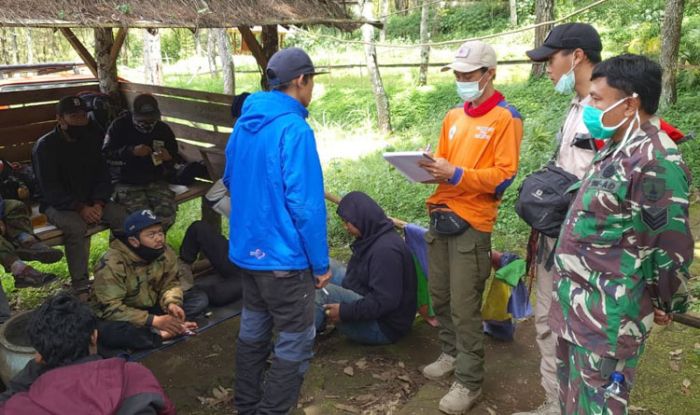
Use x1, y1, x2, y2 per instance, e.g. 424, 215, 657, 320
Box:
0, 0, 371, 29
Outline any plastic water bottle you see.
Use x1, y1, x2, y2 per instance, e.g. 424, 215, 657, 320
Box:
603, 371, 625, 399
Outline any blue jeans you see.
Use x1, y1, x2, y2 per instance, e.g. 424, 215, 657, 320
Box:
314, 260, 392, 345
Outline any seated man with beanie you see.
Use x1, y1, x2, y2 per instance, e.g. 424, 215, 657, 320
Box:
315, 191, 417, 345
32, 96, 127, 297
103, 94, 180, 229
0, 292, 175, 414
91, 209, 207, 352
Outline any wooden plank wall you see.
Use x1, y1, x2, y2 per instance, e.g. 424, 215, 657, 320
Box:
120, 82, 233, 177
0, 83, 100, 161
0, 82, 234, 177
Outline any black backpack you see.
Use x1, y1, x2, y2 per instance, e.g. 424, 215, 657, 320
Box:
515, 161, 579, 238
78, 92, 121, 133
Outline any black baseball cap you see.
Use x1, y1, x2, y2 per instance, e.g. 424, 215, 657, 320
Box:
266, 47, 327, 87
526, 23, 602, 62
57, 96, 88, 115
132, 94, 161, 121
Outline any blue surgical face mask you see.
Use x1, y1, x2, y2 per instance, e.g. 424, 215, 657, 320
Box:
582, 96, 633, 139
456, 72, 487, 102
554, 57, 576, 94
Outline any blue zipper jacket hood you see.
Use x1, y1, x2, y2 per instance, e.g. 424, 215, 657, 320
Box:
223, 91, 329, 275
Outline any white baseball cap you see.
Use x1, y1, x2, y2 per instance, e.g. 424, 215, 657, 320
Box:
441, 41, 497, 73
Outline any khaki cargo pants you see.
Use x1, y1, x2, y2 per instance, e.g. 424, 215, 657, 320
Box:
426, 226, 491, 391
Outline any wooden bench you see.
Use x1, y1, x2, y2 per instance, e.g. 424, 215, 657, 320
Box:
33, 181, 212, 246
0, 80, 234, 244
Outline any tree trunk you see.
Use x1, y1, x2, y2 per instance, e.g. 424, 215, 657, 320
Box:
143, 29, 163, 85
379, 0, 390, 42
530, 0, 554, 78
94, 28, 120, 101
215, 28, 235, 95
362, 0, 392, 133
509, 0, 518, 26
11, 28, 19, 64
207, 29, 218, 74
418, 0, 430, 86
660, 0, 685, 107
25, 29, 34, 64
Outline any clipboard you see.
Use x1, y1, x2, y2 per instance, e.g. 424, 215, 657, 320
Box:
383, 151, 435, 183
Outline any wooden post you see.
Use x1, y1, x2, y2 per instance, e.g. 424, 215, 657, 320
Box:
261, 25, 279, 63
59, 28, 98, 78
94, 28, 120, 100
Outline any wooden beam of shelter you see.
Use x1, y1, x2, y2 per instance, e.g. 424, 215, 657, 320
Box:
110, 27, 128, 67
238, 26, 268, 70
59, 28, 98, 77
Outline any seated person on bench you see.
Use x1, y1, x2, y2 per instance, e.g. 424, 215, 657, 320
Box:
315, 191, 417, 345
178, 181, 242, 307
91, 210, 208, 352
0, 195, 64, 324
0, 292, 175, 414
32, 96, 127, 297
102, 94, 180, 229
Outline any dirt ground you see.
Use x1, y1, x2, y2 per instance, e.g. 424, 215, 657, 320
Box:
143, 316, 544, 415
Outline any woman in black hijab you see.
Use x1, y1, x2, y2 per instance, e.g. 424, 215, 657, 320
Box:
315, 191, 417, 344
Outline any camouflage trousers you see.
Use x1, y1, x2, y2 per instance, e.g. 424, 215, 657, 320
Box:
556, 337, 643, 415
114, 181, 176, 229
0, 200, 34, 271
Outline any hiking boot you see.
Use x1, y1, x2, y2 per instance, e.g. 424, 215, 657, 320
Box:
512, 399, 561, 415
16, 242, 63, 264
13, 266, 58, 288
439, 382, 482, 414
422, 352, 456, 380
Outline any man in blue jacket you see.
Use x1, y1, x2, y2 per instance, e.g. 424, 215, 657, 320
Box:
223, 47, 331, 414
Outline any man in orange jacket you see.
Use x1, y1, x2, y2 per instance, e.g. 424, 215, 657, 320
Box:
419, 40, 522, 414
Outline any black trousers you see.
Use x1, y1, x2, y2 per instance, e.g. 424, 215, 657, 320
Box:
98, 288, 209, 352
180, 220, 242, 306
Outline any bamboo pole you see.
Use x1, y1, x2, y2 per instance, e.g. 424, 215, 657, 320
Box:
324, 191, 407, 229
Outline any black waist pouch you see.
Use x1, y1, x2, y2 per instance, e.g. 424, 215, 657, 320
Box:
430, 209, 470, 236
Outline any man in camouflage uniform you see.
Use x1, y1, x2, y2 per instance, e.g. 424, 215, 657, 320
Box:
0, 197, 64, 323
91, 210, 208, 352
103, 94, 180, 229
550, 54, 692, 414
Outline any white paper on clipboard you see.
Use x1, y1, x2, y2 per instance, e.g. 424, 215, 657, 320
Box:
383, 151, 435, 183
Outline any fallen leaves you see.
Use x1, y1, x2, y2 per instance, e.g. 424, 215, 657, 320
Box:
344, 366, 355, 377
681, 378, 691, 395
669, 348, 683, 371
197, 385, 232, 407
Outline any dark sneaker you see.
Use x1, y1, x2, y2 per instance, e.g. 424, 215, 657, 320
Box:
13, 266, 58, 288
16, 242, 63, 264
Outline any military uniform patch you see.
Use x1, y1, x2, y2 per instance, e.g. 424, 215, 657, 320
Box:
641, 206, 667, 231
602, 165, 616, 178
642, 177, 665, 202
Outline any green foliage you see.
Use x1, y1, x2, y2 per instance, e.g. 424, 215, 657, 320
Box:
385, 10, 424, 41
161, 29, 196, 63
434, 1, 509, 39
384, 1, 508, 42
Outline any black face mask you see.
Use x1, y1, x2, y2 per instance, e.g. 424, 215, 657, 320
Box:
132, 244, 165, 262
134, 121, 157, 134
64, 125, 91, 140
